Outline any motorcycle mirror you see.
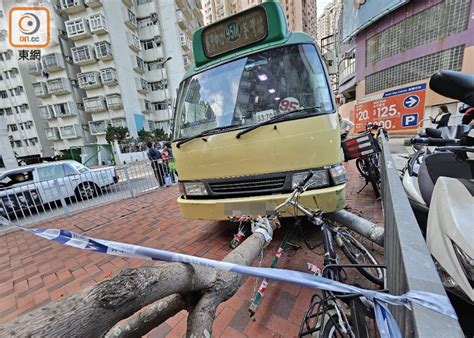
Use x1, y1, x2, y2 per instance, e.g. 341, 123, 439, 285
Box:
429, 70, 474, 106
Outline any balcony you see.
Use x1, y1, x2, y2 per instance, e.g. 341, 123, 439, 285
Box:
143, 45, 164, 62
47, 78, 72, 95
111, 117, 127, 128
78, 71, 102, 89
45, 127, 61, 141
41, 53, 65, 72
85, 0, 102, 8
127, 32, 141, 52
139, 25, 160, 41
176, 10, 186, 30
89, 119, 110, 135
89, 13, 108, 35
39, 105, 55, 120
60, 0, 85, 14
180, 37, 192, 53
71, 45, 96, 65
122, 0, 133, 6
59, 124, 82, 139
146, 68, 165, 82
124, 7, 137, 30
94, 41, 113, 61
32, 82, 49, 98
28, 61, 42, 75
137, 1, 155, 18
100, 68, 118, 86
54, 101, 77, 117
84, 96, 107, 113
65, 18, 91, 41
131, 55, 145, 74
106, 94, 123, 110
135, 77, 148, 94
140, 99, 152, 113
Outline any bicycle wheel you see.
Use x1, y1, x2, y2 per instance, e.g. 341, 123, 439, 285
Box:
319, 312, 368, 338
337, 230, 384, 286
366, 163, 381, 199
355, 158, 368, 178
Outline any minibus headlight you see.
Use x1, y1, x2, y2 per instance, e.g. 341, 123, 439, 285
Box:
329, 165, 347, 185
184, 182, 208, 196
292, 170, 329, 189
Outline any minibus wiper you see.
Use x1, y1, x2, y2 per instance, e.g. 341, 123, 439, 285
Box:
176, 125, 241, 148
235, 106, 321, 139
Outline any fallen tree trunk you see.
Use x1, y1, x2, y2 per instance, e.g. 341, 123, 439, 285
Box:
0, 222, 277, 337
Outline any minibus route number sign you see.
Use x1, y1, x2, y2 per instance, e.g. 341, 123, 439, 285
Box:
202, 6, 268, 58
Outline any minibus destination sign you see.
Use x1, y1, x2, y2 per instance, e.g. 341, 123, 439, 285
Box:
202, 6, 268, 58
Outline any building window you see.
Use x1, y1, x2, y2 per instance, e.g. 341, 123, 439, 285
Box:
127, 9, 137, 25
89, 13, 107, 31
138, 18, 154, 29
0, 156, 4, 168
141, 39, 156, 50
128, 32, 141, 51
152, 101, 169, 111
47, 79, 65, 91
72, 45, 94, 63
146, 61, 163, 71
136, 56, 145, 70
54, 102, 73, 116
8, 124, 18, 132
100, 68, 117, 84
42, 53, 60, 68
78, 71, 100, 87
136, 0, 152, 5
0, 90, 8, 99
60, 125, 77, 138
366, 0, 470, 65
365, 45, 464, 94
149, 79, 168, 91
60, 0, 81, 9
95, 41, 112, 59
65, 18, 87, 37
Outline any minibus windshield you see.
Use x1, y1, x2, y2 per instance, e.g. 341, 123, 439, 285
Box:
173, 44, 334, 139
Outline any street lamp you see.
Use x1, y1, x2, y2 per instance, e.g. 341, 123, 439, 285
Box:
159, 56, 172, 133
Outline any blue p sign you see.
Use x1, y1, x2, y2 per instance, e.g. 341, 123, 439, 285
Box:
402, 113, 418, 128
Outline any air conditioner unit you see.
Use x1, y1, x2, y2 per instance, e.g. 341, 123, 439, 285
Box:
343, 51, 355, 59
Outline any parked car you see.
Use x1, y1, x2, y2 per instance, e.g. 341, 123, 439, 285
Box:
0, 160, 118, 217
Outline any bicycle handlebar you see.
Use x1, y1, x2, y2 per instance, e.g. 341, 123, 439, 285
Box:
410, 137, 460, 146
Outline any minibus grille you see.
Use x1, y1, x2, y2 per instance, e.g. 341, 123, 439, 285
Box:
208, 176, 286, 194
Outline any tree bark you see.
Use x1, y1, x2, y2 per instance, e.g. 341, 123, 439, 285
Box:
0, 222, 276, 337
186, 225, 274, 337
105, 294, 186, 338
0, 264, 215, 338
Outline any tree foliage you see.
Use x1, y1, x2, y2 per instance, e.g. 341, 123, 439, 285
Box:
153, 128, 170, 141
137, 129, 153, 142
105, 126, 129, 144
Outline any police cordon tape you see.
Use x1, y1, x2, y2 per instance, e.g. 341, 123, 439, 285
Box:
0, 217, 457, 338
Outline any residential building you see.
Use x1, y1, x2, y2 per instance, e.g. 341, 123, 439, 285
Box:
0, 125, 17, 172
0, 2, 54, 162
337, 0, 474, 128
316, 0, 341, 46
201, 0, 318, 42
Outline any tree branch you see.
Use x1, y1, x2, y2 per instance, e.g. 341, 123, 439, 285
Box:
105, 294, 186, 338
186, 224, 276, 337
0, 264, 215, 337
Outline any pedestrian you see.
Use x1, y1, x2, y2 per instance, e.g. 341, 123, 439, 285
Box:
146, 141, 165, 187
430, 105, 451, 129
459, 103, 474, 125
338, 113, 354, 141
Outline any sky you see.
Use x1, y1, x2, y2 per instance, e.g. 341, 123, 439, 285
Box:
317, 0, 333, 18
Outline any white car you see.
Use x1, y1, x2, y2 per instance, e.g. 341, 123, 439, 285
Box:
0, 160, 118, 217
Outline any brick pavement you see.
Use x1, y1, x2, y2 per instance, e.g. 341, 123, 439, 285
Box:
0, 161, 382, 337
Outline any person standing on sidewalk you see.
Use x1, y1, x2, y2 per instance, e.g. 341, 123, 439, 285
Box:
147, 142, 165, 187
339, 113, 354, 141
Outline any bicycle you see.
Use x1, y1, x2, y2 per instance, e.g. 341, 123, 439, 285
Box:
271, 172, 385, 337
353, 124, 388, 199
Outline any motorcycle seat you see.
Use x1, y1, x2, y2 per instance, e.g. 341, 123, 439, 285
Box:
418, 152, 474, 206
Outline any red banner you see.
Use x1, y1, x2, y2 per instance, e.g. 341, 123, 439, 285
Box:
353, 83, 426, 133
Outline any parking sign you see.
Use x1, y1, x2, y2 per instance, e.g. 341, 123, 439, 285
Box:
402, 113, 419, 128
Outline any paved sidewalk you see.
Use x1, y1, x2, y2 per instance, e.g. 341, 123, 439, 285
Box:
0, 161, 382, 337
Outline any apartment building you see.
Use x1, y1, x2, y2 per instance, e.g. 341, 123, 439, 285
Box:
317, 0, 341, 46
0, 3, 54, 162
201, 0, 318, 42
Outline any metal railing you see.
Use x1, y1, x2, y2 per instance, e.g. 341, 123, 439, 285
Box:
0, 160, 176, 228
379, 137, 463, 337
